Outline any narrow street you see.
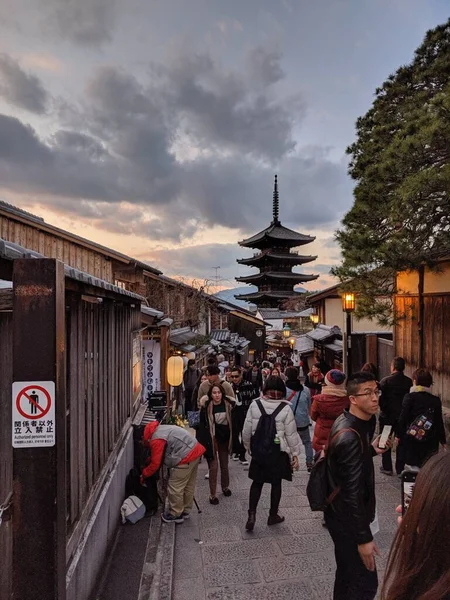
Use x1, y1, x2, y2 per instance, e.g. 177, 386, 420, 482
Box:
172, 449, 400, 600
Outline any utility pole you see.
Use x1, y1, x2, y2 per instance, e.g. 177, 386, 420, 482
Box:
212, 266, 221, 292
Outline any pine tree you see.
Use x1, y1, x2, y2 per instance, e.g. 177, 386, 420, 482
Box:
333, 20, 450, 325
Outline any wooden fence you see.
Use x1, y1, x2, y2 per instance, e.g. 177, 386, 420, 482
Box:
0, 257, 142, 600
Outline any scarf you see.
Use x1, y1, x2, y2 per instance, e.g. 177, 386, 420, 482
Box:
320, 386, 348, 398
264, 390, 285, 400
410, 385, 432, 394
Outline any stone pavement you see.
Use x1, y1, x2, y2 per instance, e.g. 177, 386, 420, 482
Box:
171, 452, 400, 600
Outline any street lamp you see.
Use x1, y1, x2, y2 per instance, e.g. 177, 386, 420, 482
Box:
288, 336, 296, 351
310, 314, 319, 326
282, 323, 291, 339
342, 292, 356, 376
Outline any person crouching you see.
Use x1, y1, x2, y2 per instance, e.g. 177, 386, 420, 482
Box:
198, 383, 235, 505
141, 421, 205, 524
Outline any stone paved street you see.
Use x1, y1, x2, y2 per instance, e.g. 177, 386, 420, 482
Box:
172, 449, 400, 600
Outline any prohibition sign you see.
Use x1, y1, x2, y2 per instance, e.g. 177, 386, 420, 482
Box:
16, 385, 52, 420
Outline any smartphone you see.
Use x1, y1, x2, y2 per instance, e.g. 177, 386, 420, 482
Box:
378, 425, 392, 449
401, 470, 418, 515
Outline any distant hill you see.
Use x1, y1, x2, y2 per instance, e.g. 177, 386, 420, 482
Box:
214, 285, 307, 312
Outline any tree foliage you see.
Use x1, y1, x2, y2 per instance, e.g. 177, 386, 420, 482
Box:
333, 20, 450, 325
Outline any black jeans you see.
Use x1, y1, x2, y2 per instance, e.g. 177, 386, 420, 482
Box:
249, 480, 282, 515
379, 415, 405, 474
232, 406, 246, 460
326, 518, 378, 600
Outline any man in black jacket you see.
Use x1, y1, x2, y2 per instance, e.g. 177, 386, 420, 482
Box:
325, 371, 390, 600
379, 356, 412, 475
230, 367, 259, 465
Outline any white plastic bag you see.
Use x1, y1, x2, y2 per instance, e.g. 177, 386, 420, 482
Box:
121, 495, 145, 524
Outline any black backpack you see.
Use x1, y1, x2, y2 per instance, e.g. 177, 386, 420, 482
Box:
250, 400, 285, 463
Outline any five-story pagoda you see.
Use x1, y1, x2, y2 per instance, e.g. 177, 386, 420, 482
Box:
236, 175, 318, 308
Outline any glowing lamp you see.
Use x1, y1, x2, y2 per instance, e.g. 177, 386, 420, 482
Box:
282, 324, 291, 338
167, 355, 184, 386
342, 292, 356, 313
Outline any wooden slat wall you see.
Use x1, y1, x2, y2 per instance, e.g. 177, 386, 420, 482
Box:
0, 313, 13, 600
0, 215, 114, 282
65, 295, 139, 531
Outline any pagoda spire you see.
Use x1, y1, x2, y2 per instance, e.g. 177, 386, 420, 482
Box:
272, 174, 280, 224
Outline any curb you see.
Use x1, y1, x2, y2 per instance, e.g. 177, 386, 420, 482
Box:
138, 517, 175, 600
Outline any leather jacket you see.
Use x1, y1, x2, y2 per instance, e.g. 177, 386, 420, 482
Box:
325, 410, 376, 545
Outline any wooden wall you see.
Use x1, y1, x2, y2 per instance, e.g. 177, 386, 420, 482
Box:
395, 294, 450, 406
0, 215, 114, 282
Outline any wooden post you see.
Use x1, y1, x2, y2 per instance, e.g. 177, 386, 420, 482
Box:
12, 259, 66, 600
418, 265, 425, 368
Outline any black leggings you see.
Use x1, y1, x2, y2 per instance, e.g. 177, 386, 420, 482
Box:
249, 480, 282, 515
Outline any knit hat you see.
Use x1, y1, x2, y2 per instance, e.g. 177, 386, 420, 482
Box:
324, 369, 346, 391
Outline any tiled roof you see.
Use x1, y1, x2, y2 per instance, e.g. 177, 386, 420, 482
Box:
240, 223, 315, 247
210, 329, 231, 342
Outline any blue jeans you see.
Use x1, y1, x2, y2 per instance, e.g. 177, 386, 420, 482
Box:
298, 426, 313, 465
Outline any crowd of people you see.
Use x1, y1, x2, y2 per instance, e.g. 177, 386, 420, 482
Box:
140, 351, 448, 600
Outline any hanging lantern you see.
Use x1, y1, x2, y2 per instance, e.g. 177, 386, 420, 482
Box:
282, 323, 291, 338
310, 314, 319, 325
167, 355, 184, 386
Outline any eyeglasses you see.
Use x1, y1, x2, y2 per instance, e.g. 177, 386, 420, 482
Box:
354, 389, 380, 398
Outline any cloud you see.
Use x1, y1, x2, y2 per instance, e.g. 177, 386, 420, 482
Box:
0, 45, 352, 243
0, 53, 50, 113
22, 53, 63, 73
43, 0, 117, 46
246, 46, 285, 87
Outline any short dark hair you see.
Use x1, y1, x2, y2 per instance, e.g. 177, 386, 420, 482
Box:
347, 371, 376, 396
187, 359, 196, 367
231, 366, 242, 375
206, 365, 220, 376
285, 366, 299, 380
207, 356, 218, 366
413, 368, 432, 387
393, 356, 406, 372
262, 375, 287, 396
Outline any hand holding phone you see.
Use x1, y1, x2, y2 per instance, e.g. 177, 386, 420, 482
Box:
401, 470, 418, 516
378, 425, 393, 449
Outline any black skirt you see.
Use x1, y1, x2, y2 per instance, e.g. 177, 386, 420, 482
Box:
248, 450, 292, 484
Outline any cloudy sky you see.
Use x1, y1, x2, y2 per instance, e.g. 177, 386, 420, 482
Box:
0, 0, 448, 291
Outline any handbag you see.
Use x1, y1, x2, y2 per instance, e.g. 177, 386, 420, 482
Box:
187, 410, 201, 429
406, 409, 434, 442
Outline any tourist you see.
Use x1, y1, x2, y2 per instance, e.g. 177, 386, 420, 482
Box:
360, 362, 379, 442
183, 359, 201, 415
242, 376, 301, 531
271, 365, 286, 381
378, 357, 412, 475
230, 367, 259, 465
245, 362, 263, 391
311, 370, 349, 452
196, 365, 235, 406
198, 383, 235, 505
305, 363, 325, 399
396, 368, 447, 470
285, 366, 314, 471
381, 451, 450, 600
325, 371, 391, 600
141, 420, 205, 524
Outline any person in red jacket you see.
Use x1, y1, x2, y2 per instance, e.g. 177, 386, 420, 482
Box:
141, 421, 205, 524
311, 369, 349, 452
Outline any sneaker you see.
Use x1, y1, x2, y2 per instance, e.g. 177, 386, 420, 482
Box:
306, 463, 313, 473
161, 512, 184, 524
222, 488, 232, 497
204, 472, 209, 479
380, 467, 393, 476
209, 496, 219, 505
181, 512, 190, 520
239, 459, 249, 466
232, 454, 240, 461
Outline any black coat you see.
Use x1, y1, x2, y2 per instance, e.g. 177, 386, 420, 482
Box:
379, 371, 413, 423
325, 411, 376, 545
397, 390, 446, 467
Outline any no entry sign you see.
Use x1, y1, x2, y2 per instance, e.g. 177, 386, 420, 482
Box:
12, 381, 55, 448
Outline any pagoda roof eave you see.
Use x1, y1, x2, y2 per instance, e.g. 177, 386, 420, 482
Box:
235, 290, 305, 301
239, 222, 315, 248
237, 253, 318, 266
236, 272, 319, 284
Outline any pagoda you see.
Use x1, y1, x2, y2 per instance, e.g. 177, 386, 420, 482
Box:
235, 175, 318, 308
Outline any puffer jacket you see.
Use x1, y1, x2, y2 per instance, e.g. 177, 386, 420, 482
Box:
242, 396, 301, 457
311, 392, 349, 451
325, 411, 376, 545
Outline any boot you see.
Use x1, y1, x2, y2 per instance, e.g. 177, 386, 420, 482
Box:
245, 510, 256, 532
267, 513, 285, 526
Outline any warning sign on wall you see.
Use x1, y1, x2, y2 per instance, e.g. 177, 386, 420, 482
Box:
12, 381, 55, 448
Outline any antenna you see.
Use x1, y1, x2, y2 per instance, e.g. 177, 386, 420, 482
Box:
212, 266, 221, 290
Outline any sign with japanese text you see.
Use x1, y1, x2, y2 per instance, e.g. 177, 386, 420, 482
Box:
12, 381, 55, 448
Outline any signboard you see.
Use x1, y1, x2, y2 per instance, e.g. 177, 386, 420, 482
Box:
142, 339, 161, 404
12, 381, 55, 448
132, 333, 143, 403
